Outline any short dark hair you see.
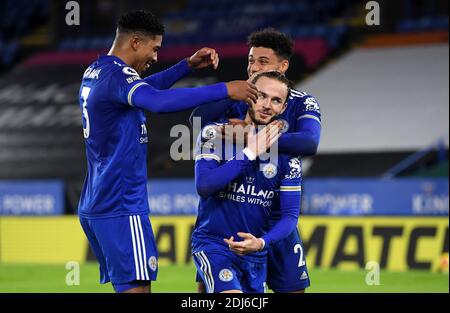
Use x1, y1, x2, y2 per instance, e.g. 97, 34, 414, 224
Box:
117, 10, 165, 37
247, 28, 294, 60
251, 71, 292, 102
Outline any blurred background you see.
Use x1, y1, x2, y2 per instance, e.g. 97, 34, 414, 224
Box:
0, 0, 448, 292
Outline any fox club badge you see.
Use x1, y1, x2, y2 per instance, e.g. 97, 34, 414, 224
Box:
219, 268, 233, 282
277, 119, 289, 133
262, 163, 277, 179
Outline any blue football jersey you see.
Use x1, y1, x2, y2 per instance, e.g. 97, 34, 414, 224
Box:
192, 127, 302, 263
218, 89, 320, 222
78, 55, 151, 219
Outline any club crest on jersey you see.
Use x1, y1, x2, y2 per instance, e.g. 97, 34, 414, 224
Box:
262, 163, 277, 179
219, 269, 233, 282
148, 256, 158, 272
201, 125, 217, 141
285, 157, 301, 179
304, 97, 320, 113
278, 119, 289, 133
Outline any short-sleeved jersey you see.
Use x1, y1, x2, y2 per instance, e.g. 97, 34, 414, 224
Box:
192, 126, 302, 263
78, 55, 151, 219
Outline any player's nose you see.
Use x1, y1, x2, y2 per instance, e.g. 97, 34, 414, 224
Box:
249, 64, 261, 75
261, 98, 271, 110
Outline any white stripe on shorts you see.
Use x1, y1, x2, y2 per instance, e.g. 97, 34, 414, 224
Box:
195, 252, 212, 293
132, 216, 145, 280
129, 216, 140, 280
200, 251, 214, 293
136, 215, 150, 280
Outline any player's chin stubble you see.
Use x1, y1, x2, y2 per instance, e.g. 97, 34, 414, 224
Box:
249, 108, 275, 126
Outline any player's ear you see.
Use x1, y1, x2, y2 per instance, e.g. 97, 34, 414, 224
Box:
130, 36, 140, 51
280, 60, 289, 74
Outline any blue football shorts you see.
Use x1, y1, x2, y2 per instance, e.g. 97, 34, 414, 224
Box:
193, 248, 266, 293
80, 214, 158, 292
266, 228, 310, 292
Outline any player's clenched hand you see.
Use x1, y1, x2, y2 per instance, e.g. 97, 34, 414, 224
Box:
245, 120, 283, 157
225, 81, 258, 105
224, 232, 264, 255
187, 47, 219, 70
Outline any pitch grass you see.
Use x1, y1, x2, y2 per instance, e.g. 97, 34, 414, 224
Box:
0, 263, 447, 293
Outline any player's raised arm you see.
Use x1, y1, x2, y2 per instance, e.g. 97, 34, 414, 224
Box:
129, 79, 257, 113
278, 95, 322, 156
144, 47, 220, 90
194, 121, 282, 198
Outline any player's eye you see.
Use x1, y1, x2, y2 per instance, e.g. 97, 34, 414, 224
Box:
272, 98, 282, 105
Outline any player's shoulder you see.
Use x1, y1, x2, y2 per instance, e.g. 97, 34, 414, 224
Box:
289, 88, 309, 100
288, 88, 321, 116
109, 60, 143, 86
289, 89, 318, 104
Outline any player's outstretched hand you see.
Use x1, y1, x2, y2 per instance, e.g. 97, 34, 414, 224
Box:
245, 120, 283, 157
187, 47, 219, 70
225, 81, 258, 105
224, 232, 264, 255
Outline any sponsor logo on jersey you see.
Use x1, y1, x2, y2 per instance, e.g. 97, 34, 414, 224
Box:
285, 157, 301, 179
219, 269, 234, 282
140, 123, 148, 144
127, 76, 141, 84
226, 182, 275, 199
300, 271, 308, 280
262, 163, 277, 179
304, 97, 320, 113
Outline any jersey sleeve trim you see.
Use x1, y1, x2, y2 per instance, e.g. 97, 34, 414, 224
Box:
280, 186, 302, 192
127, 82, 148, 107
195, 154, 221, 162
298, 114, 321, 124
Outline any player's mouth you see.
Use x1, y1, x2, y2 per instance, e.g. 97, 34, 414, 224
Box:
258, 111, 272, 119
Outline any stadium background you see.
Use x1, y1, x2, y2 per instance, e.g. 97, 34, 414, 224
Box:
0, 0, 448, 292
